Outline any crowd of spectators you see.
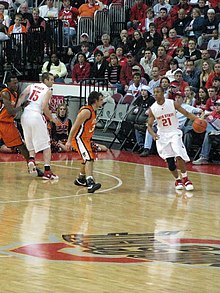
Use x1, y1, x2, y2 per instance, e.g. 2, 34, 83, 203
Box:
0, 0, 220, 162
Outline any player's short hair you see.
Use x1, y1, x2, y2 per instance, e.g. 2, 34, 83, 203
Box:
42, 72, 53, 82
5, 73, 18, 83
88, 91, 102, 105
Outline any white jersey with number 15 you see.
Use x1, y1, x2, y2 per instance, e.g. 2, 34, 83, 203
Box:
26, 83, 50, 113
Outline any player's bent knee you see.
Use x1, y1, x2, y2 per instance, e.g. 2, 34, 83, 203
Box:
167, 157, 176, 171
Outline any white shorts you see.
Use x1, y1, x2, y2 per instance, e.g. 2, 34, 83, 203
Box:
21, 110, 50, 153
156, 129, 190, 162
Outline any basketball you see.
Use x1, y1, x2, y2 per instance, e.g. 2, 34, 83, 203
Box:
192, 118, 207, 133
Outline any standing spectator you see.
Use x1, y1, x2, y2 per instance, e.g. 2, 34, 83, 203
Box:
127, 0, 148, 31
18, 72, 58, 180
120, 51, 144, 92
153, 45, 172, 76
154, 7, 173, 34
182, 59, 201, 91
58, 0, 79, 45
39, 0, 58, 19
66, 91, 103, 193
184, 8, 204, 39
78, 0, 104, 17
42, 54, 67, 83
95, 34, 115, 58
71, 52, 90, 83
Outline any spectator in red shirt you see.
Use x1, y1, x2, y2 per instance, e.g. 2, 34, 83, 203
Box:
153, 45, 172, 76
154, 7, 173, 34
127, 0, 148, 31
72, 52, 90, 83
171, 70, 189, 94
167, 28, 182, 56
115, 47, 127, 66
205, 86, 218, 114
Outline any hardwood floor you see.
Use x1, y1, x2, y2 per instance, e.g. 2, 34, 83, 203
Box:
0, 151, 219, 293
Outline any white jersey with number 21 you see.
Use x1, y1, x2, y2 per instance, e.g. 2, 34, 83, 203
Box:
151, 99, 179, 135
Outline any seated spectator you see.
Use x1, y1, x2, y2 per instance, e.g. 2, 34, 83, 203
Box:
133, 86, 155, 155
160, 76, 170, 98
183, 59, 201, 91
148, 66, 161, 94
174, 47, 186, 70
184, 38, 201, 61
205, 62, 220, 89
73, 32, 95, 53
154, 7, 173, 34
104, 53, 122, 92
0, 14, 9, 41
153, 0, 171, 18
193, 99, 220, 164
165, 59, 180, 82
170, 0, 192, 22
212, 77, 220, 96
153, 45, 172, 76
138, 8, 155, 35
173, 8, 190, 37
194, 49, 215, 70
184, 85, 196, 105
26, 7, 46, 32
167, 28, 182, 56
205, 86, 219, 114
71, 52, 90, 83
17, 1, 32, 27
112, 29, 132, 54
51, 103, 72, 152
95, 34, 115, 58
160, 26, 169, 41
140, 48, 156, 81
197, 8, 219, 48
72, 41, 94, 66
58, 0, 78, 45
128, 65, 147, 86
184, 8, 204, 39
39, 0, 58, 19
115, 47, 127, 67
90, 49, 109, 81
0, 4, 10, 28
207, 29, 220, 56
193, 87, 209, 110
171, 69, 189, 94
120, 51, 144, 92
199, 61, 213, 87
78, 0, 104, 17
8, 13, 27, 35
130, 30, 145, 61
42, 54, 67, 83
127, 0, 148, 31
143, 23, 162, 49
196, 0, 209, 17
127, 71, 146, 98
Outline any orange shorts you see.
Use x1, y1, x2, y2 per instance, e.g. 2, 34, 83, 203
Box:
72, 137, 94, 161
0, 122, 23, 147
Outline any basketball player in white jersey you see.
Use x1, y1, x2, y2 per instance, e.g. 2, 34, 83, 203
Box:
17, 72, 58, 180
147, 86, 197, 191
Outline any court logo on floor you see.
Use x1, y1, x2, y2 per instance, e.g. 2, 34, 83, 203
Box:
9, 231, 220, 266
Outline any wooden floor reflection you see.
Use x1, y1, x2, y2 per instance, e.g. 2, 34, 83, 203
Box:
0, 153, 219, 293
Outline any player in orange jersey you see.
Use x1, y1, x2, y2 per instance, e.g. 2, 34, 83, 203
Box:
66, 91, 104, 193
0, 74, 43, 177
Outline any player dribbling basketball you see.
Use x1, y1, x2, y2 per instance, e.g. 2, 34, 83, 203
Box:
148, 87, 197, 191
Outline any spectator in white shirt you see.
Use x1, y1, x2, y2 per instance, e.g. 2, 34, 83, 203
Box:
39, 0, 58, 19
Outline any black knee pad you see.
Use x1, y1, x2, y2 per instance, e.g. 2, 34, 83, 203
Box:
167, 157, 176, 171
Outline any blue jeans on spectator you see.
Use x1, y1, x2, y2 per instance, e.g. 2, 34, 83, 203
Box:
199, 123, 217, 159
144, 125, 157, 150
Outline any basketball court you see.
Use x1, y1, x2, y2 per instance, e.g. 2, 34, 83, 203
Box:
0, 150, 219, 293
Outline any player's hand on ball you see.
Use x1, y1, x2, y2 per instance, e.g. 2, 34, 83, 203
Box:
153, 133, 159, 141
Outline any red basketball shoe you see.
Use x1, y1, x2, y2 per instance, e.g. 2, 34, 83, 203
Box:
175, 179, 184, 190
43, 170, 59, 180
182, 177, 194, 191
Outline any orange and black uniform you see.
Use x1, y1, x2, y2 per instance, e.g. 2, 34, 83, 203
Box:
71, 105, 96, 161
51, 117, 72, 152
0, 88, 23, 147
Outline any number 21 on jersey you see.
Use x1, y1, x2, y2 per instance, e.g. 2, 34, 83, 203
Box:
162, 117, 172, 127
